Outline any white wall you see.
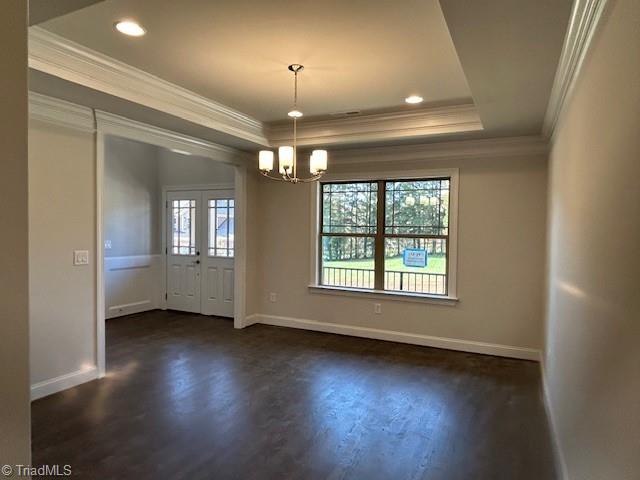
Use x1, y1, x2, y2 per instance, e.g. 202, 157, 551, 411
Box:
0, 0, 31, 463
103, 136, 162, 318
158, 148, 235, 187
250, 150, 548, 358
544, 0, 640, 478
29, 118, 98, 396
104, 136, 161, 257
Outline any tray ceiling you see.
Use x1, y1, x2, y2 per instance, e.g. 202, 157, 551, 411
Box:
41, 0, 473, 123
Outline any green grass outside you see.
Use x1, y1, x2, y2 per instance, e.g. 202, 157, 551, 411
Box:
324, 254, 446, 274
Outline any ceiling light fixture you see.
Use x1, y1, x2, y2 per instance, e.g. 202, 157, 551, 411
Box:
258, 64, 328, 183
169, 148, 192, 156
114, 20, 146, 37
405, 95, 424, 104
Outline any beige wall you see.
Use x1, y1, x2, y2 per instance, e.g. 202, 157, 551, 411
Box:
544, 0, 640, 478
245, 169, 261, 317
0, 0, 31, 464
29, 120, 97, 385
252, 152, 548, 352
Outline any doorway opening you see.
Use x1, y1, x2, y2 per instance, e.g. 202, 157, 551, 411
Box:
96, 113, 248, 377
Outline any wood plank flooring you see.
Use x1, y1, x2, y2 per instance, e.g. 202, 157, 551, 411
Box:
32, 310, 556, 479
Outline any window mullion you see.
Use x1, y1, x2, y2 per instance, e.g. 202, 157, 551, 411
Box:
374, 180, 385, 290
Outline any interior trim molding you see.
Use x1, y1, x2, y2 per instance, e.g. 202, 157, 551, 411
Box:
28, 26, 269, 146
329, 135, 548, 165
29, 91, 95, 132
31, 366, 98, 401
105, 255, 162, 319
95, 110, 250, 165
246, 313, 541, 361
542, 0, 610, 138
267, 104, 483, 146
541, 360, 569, 480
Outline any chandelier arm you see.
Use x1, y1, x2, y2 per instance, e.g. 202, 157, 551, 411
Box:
260, 171, 290, 182
297, 173, 325, 183
260, 171, 324, 183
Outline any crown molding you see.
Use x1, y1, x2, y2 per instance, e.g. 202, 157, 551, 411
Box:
329, 136, 548, 165
28, 26, 484, 149
29, 91, 95, 132
28, 26, 269, 146
542, 0, 610, 139
266, 104, 483, 147
95, 110, 251, 165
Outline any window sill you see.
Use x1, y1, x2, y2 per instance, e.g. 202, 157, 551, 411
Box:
308, 285, 459, 306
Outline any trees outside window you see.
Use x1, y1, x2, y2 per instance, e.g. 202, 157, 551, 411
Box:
320, 178, 450, 295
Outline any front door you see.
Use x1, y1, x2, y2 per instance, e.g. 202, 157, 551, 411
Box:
167, 191, 202, 313
166, 189, 234, 317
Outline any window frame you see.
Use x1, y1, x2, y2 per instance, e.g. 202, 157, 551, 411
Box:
309, 168, 459, 303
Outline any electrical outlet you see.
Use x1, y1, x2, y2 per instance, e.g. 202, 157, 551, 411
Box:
73, 250, 89, 266
104, 239, 112, 250
374, 303, 382, 314
269, 292, 277, 303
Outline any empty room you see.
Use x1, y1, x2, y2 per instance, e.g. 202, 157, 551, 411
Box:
1, 0, 638, 479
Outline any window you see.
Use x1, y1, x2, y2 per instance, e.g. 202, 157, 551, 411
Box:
208, 199, 235, 257
171, 199, 196, 255
316, 172, 457, 298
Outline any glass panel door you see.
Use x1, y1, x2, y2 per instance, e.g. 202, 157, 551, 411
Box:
171, 199, 197, 255
208, 198, 235, 258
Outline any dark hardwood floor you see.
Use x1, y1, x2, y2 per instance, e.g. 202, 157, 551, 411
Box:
32, 310, 556, 479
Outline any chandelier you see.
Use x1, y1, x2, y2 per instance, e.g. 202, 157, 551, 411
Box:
258, 64, 328, 183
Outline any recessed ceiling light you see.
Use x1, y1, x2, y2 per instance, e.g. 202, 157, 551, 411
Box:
405, 95, 424, 104
114, 20, 146, 37
287, 110, 303, 118
170, 148, 192, 156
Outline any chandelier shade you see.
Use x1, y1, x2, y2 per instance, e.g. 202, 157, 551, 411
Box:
258, 150, 274, 172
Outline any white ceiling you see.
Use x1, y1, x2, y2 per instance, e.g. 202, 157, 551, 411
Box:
439, 0, 573, 136
41, 0, 473, 123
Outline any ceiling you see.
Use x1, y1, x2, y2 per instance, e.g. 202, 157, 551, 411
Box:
40, 0, 473, 123
439, 0, 573, 136
32, 0, 573, 149
29, 0, 104, 25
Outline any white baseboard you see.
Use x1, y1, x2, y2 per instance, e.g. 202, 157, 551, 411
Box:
107, 300, 154, 318
541, 360, 568, 480
247, 313, 541, 361
31, 366, 99, 401
244, 313, 260, 327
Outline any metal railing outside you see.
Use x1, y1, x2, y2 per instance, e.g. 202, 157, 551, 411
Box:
322, 266, 446, 295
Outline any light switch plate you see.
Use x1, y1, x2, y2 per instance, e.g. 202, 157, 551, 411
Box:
74, 250, 89, 266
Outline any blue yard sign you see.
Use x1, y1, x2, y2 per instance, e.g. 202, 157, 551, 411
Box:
403, 248, 427, 268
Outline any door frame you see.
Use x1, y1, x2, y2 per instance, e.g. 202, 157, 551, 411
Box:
161, 183, 235, 313
95, 111, 250, 378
